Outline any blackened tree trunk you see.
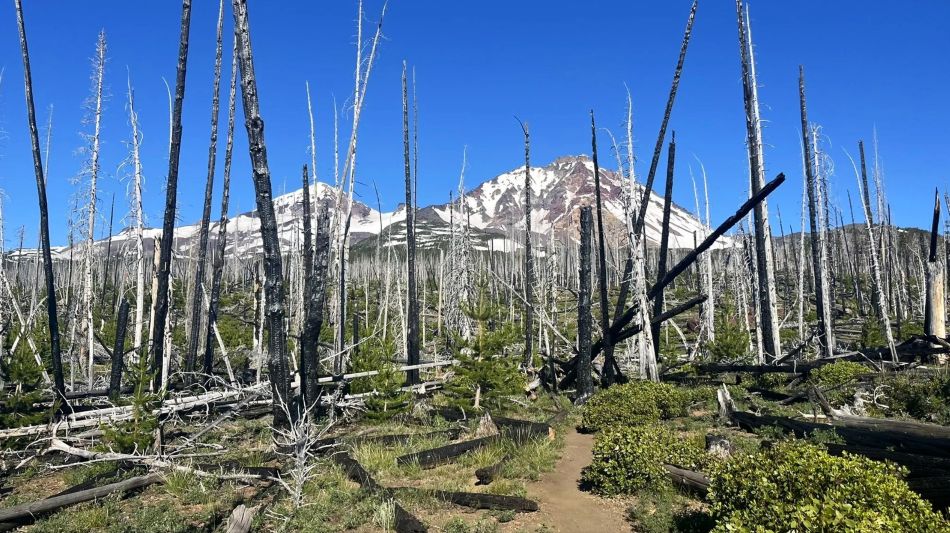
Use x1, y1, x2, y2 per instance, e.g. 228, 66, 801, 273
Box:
14, 0, 65, 397
590, 112, 615, 385
402, 63, 420, 385
109, 299, 130, 402
737, 0, 781, 362
302, 207, 331, 408
576, 206, 594, 401
633, 0, 698, 235
203, 35, 238, 376
151, 0, 192, 390
798, 66, 834, 357
232, 0, 292, 425
520, 121, 535, 369
298, 164, 316, 406
186, 0, 226, 377
652, 134, 676, 357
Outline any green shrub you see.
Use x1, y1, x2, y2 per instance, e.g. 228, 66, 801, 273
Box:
708, 440, 949, 532
101, 356, 158, 453
810, 361, 869, 406
583, 424, 706, 495
885, 373, 950, 424
581, 381, 689, 432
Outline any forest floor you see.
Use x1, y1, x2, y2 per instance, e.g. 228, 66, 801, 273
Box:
498, 429, 630, 532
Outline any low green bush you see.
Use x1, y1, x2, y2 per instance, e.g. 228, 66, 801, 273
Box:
583, 424, 706, 495
708, 440, 949, 532
581, 381, 690, 432
885, 373, 950, 424
810, 361, 869, 406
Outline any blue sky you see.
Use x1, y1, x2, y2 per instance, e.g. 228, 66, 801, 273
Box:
0, 1, 947, 247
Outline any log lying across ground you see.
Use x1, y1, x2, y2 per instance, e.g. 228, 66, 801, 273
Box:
728, 410, 950, 458
0, 473, 162, 526
332, 453, 427, 533
824, 443, 950, 474
416, 489, 538, 512
663, 464, 709, 496
396, 435, 500, 468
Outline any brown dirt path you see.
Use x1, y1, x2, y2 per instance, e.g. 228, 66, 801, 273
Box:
503, 430, 631, 532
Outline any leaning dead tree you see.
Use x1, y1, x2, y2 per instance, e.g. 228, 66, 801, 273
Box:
232, 0, 293, 424
151, 0, 192, 390
14, 0, 63, 396
736, 1, 781, 362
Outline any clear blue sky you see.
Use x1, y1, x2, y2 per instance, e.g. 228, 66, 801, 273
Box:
0, 1, 947, 247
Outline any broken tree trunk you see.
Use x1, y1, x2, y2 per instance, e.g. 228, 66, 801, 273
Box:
576, 206, 594, 401
0, 473, 162, 524
924, 190, 946, 358
108, 299, 130, 401
521, 120, 535, 369
590, 112, 616, 385
232, 0, 292, 425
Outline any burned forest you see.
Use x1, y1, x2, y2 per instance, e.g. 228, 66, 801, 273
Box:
0, 1, 948, 531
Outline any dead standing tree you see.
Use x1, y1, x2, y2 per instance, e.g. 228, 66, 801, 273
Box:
14, 0, 64, 396
403, 63, 420, 385
798, 66, 835, 358
151, 0, 192, 390
232, 0, 292, 425
519, 120, 535, 370
576, 206, 594, 401
652, 133, 676, 359
590, 112, 617, 385
737, 1, 782, 362
924, 190, 945, 355
186, 0, 226, 377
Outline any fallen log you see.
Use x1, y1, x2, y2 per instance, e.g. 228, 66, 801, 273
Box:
332, 453, 426, 533
492, 416, 554, 442
824, 443, 950, 475
906, 476, 950, 510
422, 489, 537, 512
0, 473, 162, 524
663, 464, 709, 496
396, 435, 500, 468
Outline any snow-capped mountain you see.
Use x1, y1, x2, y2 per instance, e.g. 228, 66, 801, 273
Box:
28, 155, 715, 259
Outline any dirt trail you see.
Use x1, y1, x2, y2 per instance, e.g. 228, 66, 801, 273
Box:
505, 430, 630, 532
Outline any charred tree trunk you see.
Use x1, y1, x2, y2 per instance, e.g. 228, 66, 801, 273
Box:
520, 120, 535, 369
925, 190, 946, 353
302, 207, 331, 406
798, 66, 834, 357
150, 0, 192, 390
737, 1, 782, 362
108, 299, 130, 402
577, 206, 594, 401
14, 0, 65, 397
402, 63, 420, 385
232, 0, 292, 425
590, 112, 616, 385
203, 35, 238, 377
652, 134, 676, 358
186, 0, 226, 377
